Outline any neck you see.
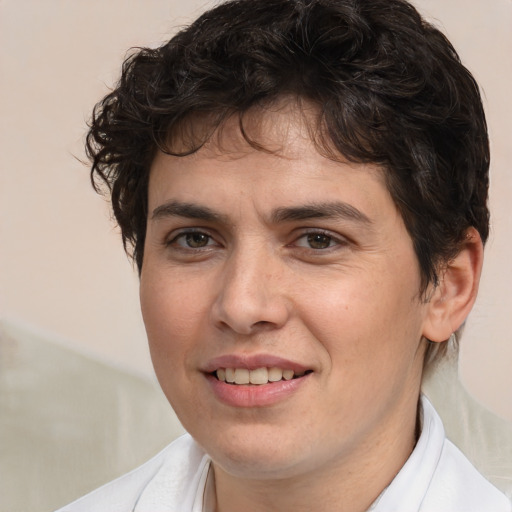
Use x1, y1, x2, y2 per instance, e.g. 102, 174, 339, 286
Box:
212, 394, 420, 512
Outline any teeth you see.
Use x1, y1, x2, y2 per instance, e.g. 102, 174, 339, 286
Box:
225, 368, 235, 383
215, 367, 308, 385
282, 369, 294, 381
234, 368, 250, 385
268, 367, 283, 382
249, 367, 268, 385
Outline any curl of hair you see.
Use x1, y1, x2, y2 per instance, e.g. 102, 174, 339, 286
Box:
87, 0, 489, 368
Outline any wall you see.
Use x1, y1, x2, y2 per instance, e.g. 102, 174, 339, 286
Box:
1, 0, 511, 420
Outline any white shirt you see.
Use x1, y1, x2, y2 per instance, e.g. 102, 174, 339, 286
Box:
55, 396, 511, 512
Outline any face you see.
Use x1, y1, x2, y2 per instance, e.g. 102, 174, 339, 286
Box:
140, 106, 431, 482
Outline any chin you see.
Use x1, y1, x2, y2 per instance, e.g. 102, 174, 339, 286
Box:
191, 420, 324, 480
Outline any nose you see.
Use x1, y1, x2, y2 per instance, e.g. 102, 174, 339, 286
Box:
211, 248, 291, 335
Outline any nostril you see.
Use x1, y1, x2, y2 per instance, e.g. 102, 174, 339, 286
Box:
253, 320, 271, 327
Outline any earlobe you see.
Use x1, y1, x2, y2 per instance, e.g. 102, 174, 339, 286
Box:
422, 227, 484, 343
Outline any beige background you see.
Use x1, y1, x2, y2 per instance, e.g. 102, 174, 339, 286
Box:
1, 0, 511, 421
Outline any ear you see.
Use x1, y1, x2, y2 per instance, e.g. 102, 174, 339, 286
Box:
422, 227, 484, 343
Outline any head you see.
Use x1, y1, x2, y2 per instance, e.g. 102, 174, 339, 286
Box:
87, 0, 489, 491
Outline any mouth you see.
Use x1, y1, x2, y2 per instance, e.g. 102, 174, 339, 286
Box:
212, 367, 313, 385
205, 357, 314, 407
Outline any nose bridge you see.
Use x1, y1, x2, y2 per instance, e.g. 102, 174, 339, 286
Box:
212, 239, 289, 334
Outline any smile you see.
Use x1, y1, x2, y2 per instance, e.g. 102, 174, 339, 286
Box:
215, 367, 310, 385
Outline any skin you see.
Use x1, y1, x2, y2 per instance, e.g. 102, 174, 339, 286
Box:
139, 103, 482, 512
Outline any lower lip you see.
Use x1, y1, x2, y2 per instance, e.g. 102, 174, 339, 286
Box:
205, 373, 311, 408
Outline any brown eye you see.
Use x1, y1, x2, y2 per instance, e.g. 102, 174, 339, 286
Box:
185, 232, 211, 248
307, 233, 333, 249
169, 231, 214, 249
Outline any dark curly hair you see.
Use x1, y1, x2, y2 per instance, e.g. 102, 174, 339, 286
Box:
87, 0, 489, 367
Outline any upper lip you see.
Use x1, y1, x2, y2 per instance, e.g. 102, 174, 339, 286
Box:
202, 354, 311, 373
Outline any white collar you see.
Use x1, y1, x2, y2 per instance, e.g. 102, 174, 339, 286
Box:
193, 460, 215, 512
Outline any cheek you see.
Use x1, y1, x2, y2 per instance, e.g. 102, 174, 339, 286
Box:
140, 270, 209, 371
297, 270, 423, 364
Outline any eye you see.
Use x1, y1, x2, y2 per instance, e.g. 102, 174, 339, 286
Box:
169, 231, 217, 249
294, 231, 344, 250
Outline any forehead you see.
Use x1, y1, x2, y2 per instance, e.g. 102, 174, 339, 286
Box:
159, 98, 384, 182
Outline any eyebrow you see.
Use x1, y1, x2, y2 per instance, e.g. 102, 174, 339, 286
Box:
151, 200, 372, 226
270, 202, 372, 225
151, 201, 229, 223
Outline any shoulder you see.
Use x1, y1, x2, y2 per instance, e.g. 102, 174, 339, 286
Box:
421, 438, 511, 512
54, 434, 205, 512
